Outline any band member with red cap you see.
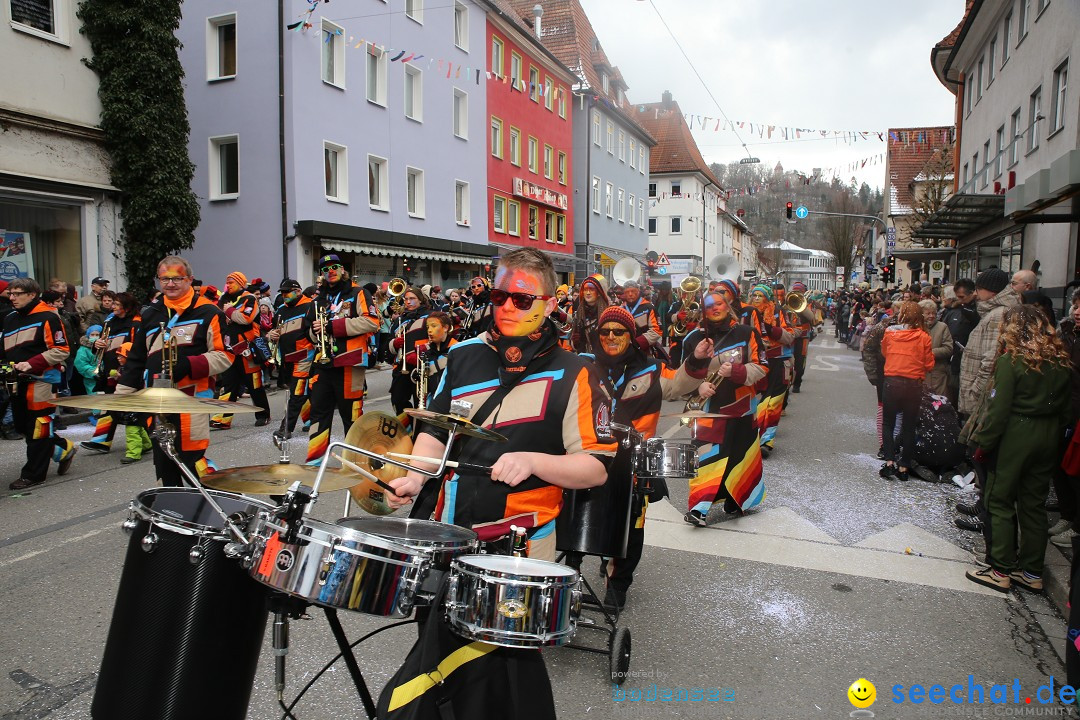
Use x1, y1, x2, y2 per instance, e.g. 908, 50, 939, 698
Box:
681, 288, 769, 525
211, 270, 271, 429
571, 274, 609, 355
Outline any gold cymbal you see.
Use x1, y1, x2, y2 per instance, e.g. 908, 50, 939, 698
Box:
52, 386, 260, 415
660, 410, 726, 419
405, 409, 507, 443
201, 464, 360, 494
343, 412, 413, 516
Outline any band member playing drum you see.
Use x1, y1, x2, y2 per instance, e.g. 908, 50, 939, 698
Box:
571, 274, 609, 355
210, 271, 271, 429
390, 287, 430, 415
619, 280, 662, 353
681, 289, 769, 525
749, 283, 793, 457
459, 277, 492, 340
305, 253, 379, 463
117, 256, 233, 486
268, 279, 313, 443
81, 292, 140, 454
387, 248, 615, 561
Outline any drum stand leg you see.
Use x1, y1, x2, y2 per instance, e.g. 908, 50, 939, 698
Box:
558, 551, 619, 643
324, 608, 378, 719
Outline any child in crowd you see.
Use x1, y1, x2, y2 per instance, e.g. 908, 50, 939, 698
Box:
74, 325, 102, 395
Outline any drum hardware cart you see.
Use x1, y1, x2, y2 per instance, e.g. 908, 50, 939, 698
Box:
558, 550, 632, 684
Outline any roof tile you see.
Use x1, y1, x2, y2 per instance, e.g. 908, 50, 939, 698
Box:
637, 97, 723, 188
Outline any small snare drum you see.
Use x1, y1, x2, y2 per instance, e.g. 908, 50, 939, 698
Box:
634, 438, 698, 479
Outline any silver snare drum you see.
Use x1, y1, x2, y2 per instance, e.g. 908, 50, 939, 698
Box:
247, 515, 429, 618
445, 555, 581, 648
635, 438, 698, 479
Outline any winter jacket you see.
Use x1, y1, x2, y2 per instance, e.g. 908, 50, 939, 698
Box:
942, 300, 979, 375
881, 324, 935, 380
861, 315, 892, 387
972, 352, 1071, 453
959, 287, 1019, 415
925, 320, 953, 395
1059, 318, 1080, 423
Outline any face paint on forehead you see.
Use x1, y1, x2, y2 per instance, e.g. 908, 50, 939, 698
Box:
159, 263, 186, 277
494, 267, 543, 295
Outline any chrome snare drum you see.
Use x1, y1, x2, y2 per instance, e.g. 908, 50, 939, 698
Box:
634, 438, 698, 479
247, 515, 429, 618
445, 555, 581, 648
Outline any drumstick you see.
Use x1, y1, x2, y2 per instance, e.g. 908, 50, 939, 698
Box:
330, 453, 399, 494
385, 452, 493, 475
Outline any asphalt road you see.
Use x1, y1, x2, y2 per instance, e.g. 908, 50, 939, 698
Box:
0, 337, 1075, 719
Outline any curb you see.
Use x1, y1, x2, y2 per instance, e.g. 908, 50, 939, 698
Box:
1043, 540, 1071, 618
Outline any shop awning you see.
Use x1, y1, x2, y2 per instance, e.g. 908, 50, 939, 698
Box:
889, 247, 955, 261
909, 193, 1006, 241
318, 239, 493, 265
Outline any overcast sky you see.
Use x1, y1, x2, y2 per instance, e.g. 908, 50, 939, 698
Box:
578, 0, 962, 190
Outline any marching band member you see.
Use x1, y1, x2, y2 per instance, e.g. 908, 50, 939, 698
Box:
749, 284, 793, 457
571, 274, 609, 355
390, 287, 431, 415
412, 311, 457, 407
620, 280, 662, 354
555, 284, 573, 349
785, 281, 819, 394
117, 256, 233, 486
459, 277, 492, 340
268, 279, 313, 443
3, 278, 77, 489
446, 288, 469, 335
210, 271, 271, 429
305, 253, 379, 463
681, 289, 769, 525
666, 281, 702, 367
387, 248, 615, 562
81, 292, 140, 454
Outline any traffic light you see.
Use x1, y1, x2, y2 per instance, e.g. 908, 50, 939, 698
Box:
880, 266, 891, 284
887, 254, 896, 278
785, 201, 793, 220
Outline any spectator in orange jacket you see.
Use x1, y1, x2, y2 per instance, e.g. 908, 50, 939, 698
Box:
879, 301, 935, 481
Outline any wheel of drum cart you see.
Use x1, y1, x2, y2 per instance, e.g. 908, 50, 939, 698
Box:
609, 626, 631, 684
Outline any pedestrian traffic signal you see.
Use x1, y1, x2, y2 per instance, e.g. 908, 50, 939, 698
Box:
785, 202, 793, 220
887, 255, 896, 277
881, 266, 891, 284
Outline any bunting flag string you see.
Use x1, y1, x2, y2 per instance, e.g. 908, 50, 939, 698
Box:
713, 152, 888, 199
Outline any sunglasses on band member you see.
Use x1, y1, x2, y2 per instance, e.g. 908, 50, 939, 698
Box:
321, 264, 344, 272
489, 289, 552, 310
598, 328, 629, 337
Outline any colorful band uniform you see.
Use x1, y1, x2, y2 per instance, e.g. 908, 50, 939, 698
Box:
389, 289, 430, 416
83, 298, 139, 452
271, 279, 313, 439
748, 284, 794, 455
212, 271, 271, 429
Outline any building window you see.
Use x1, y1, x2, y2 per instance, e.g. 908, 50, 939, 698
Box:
556, 214, 565, 244
1051, 59, 1068, 133
406, 167, 425, 218
648, 182, 656, 198
455, 181, 470, 225
592, 176, 600, 213
404, 63, 423, 121
322, 19, 345, 88
324, 142, 347, 203
1038, 0, 1050, 13
617, 188, 625, 222
528, 206, 538, 239
988, 37, 997, 84
639, 147, 645, 174
453, 89, 468, 139
529, 66, 540, 102
509, 127, 521, 166
628, 193, 636, 227
966, 76, 974, 115
601, 72, 609, 94
648, 217, 657, 235
528, 136, 538, 174
207, 14, 237, 81
510, 52, 522, 90
406, 0, 423, 24
1028, 86, 1041, 152
1003, 11, 1012, 64
11, 0, 61, 37
209, 134, 239, 200
592, 111, 601, 146
618, 131, 625, 162
544, 212, 555, 243
1010, 107, 1021, 165
671, 216, 681, 234
606, 121, 614, 154
454, 1, 468, 51
962, 162, 969, 186
491, 117, 503, 158
366, 43, 387, 105
639, 199, 645, 228
493, 195, 507, 233
544, 77, 553, 111
1019, 0, 1030, 38
976, 57, 984, 100
671, 181, 681, 196
629, 139, 636, 169
507, 200, 520, 236
543, 145, 553, 179
558, 152, 566, 185
558, 90, 566, 119
491, 36, 503, 77
605, 183, 613, 217
995, 125, 1005, 177
367, 155, 388, 210
982, 140, 990, 187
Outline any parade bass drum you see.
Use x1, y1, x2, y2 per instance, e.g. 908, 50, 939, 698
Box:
92, 488, 273, 720
556, 435, 634, 558
247, 514, 430, 618
445, 554, 581, 648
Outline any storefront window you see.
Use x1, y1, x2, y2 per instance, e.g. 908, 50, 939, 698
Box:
0, 198, 83, 287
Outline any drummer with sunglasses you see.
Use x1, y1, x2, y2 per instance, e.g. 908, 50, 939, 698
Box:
386, 248, 615, 561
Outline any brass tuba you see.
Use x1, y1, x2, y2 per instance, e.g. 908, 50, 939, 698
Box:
707, 253, 741, 283
784, 291, 807, 314
669, 276, 702, 338
387, 277, 407, 313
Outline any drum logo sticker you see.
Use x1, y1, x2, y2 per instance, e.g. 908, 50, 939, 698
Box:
497, 599, 528, 619
275, 549, 295, 572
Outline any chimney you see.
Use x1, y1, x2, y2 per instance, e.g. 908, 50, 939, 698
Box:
533, 4, 543, 39
661, 89, 672, 108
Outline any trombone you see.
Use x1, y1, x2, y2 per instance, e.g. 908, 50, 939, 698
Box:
387, 277, 406, 314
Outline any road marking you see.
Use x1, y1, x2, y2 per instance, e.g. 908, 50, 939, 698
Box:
808, 356, 840, 372
0, 523, 116, 569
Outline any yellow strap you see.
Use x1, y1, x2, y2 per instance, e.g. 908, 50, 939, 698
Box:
386, 641, 497, 712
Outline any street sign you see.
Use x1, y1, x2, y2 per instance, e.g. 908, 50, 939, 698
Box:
835, 266, 844, 275
886, 227, 896, 241
795, 205, 808, 219
657, 267, 668, 275
656, 252, 671, 267
645, 250, 659, 264
739, 157, 761, 164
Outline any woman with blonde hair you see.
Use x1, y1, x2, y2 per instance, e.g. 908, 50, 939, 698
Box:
879, 301, 935, 481
966, 304, 1072, 592
918, 299, 953, 396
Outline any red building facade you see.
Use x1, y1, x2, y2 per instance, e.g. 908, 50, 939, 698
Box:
485, 10, 574, 277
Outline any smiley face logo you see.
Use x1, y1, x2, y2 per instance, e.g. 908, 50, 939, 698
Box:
847, 678, 876, 709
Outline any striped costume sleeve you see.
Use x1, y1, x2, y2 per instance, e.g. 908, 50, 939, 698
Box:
563, 364, 617, 456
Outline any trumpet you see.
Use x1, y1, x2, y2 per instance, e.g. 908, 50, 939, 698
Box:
394, 322, 407, 366
313, 305, 334, 366
266, 330, 279, 366
94, 322, 110, 377
413, 345, 429, 410
387, 277, 406, 314
159, 322, 179, 382
684, 368, 724, 412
